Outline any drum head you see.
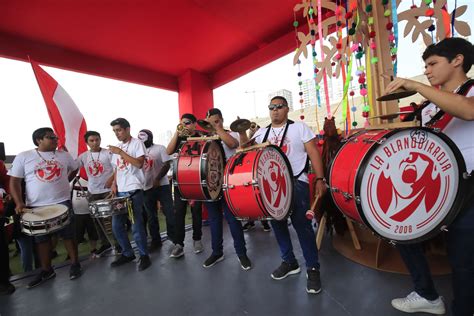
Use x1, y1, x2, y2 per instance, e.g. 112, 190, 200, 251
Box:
255, 146, 293, 221
356, 128, 466, 242
23, 204, 68, 221
203, 140, 225, 200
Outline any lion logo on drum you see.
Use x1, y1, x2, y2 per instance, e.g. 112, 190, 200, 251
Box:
35, 161, 62, 182
377, 152, 441, 222
262, 161, 287, 208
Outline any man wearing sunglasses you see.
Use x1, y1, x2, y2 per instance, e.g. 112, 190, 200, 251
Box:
9, 127, 82, 288
240, 96, 327, 294
166, 114, 205, 258
201, 108, 252, 270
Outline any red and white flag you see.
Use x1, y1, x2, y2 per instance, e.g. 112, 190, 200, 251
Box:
30, 60, 88, 160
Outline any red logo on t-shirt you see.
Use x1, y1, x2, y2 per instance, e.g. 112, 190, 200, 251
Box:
87, 160, 104, 177
143, 156, 154, 172
116, 157, 129, 171
35, 161, 62, 182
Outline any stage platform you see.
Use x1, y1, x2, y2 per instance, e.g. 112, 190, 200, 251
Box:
0, 223, 452, 316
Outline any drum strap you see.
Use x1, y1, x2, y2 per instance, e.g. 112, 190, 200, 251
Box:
228, 152, 246, 175
425, 78, 474, 128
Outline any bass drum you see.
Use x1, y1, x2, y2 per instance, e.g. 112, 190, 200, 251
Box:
224, 145, 293, 221
329, 127, 468, 243
173, 139, 225, 201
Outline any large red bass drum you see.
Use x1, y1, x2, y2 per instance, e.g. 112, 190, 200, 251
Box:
329, 127, 468, 243
173, 139, 225, 201
224, 145, 293, 221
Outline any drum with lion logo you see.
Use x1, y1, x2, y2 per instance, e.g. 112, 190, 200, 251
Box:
329, 127, 468, 243
223, 145, 294, 221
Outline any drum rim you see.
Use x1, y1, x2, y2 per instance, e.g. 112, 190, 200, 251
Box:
354, 127, 468, 244
200, 140, 225, 201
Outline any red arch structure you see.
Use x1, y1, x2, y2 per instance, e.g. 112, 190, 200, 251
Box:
0, 1, 320, 118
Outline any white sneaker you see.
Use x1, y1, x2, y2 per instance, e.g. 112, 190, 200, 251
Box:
169, 244, 184, 258
391, 291, 446, 315
193, 240, 203, 254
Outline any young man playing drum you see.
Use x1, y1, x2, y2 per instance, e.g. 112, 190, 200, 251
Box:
385, 38, 474, 315
166, 113, 204, 258
240, 96, 327, 294
108, 118, 151, 271
201, 108, 252, 270
8, 127, 82, 288
137, 129, 175, 251
77, 130, 115, 256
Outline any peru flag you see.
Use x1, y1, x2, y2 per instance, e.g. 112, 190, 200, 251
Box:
30, 61, 87, 160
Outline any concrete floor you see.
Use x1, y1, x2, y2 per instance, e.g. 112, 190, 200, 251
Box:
0, 223, 452, 316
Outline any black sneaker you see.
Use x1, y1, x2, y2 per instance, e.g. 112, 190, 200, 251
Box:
69, 263, 83, 280
0, 282, 15, 295
95, 244, 112, 257
238, 255, 252, 271
242, 222, 255, 232
138, 255, 151, 271
149, 240, 163, 252
110, 254, 136, 267
271, 261, 301, 280
306, 268, 322, 294
27, 269, 56, 289
203, 254, 224, 268
262, 221, 271, 232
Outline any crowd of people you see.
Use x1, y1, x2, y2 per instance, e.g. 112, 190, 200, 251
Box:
0, 37, 472, 315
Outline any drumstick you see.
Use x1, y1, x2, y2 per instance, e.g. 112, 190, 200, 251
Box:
305, 195, 320, 220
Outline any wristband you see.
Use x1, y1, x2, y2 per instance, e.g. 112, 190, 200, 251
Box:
315, 177, 326, 183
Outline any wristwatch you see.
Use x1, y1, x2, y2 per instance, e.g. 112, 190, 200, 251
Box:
315, 177, 326, 183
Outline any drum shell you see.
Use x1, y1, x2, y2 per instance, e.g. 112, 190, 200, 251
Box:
21, 205, 70, 236
173, 139, 224, 201
330, 130, 390, 223
89, 196, 130, 218
224, 145, 293, 221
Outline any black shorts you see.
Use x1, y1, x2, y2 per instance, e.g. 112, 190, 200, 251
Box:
74, 213, 99, 242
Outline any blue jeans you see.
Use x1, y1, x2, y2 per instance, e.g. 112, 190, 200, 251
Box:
173, 189, 202, 246
270, 180, 319, 269
398, 201, 474, 315
17, 234, 36, 272
143, 185, 176, 243
205, 199, 246, 257
112, 190, 148, 257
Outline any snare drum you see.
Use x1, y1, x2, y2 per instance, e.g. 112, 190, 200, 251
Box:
88, 196, 130, 218
173, 139, 225, 201
21, 204, 70, 236
329, 127, 467, 243
224, 145, 293, 221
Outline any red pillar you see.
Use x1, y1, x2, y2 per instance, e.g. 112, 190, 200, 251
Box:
178, 69, 214, 119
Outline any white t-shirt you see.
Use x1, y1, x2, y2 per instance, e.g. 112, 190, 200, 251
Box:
421, 86, 474, 172
8, 149, 79, 207
111, 137, 146, 192
222, 131, 239, 161
253, 121, 315, 183
71, 178, 90, 215
143, 144, 172, 190
77, 148, 114, 194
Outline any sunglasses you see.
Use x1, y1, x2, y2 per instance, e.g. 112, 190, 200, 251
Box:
44, 135, 58, 140
182, 120, 193, 126
268, 103, 287, 110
